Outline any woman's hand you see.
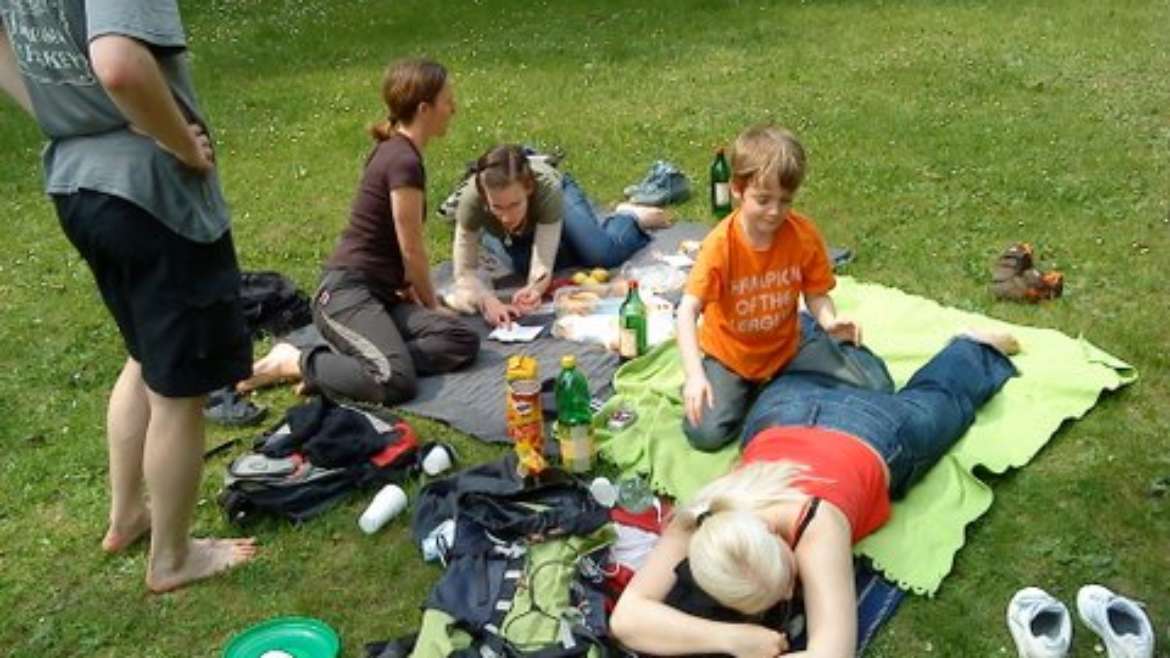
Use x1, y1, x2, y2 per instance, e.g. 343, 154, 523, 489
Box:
683, 374, 715, 427
511, 285, 543, 313
482, 296, 520, 328
724, 624, 788, 658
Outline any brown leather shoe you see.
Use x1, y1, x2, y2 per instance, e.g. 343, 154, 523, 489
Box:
991, 243, 1034, 284
991, 266, 1064, 302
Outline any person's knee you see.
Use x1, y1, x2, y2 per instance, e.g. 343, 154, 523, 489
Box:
380, 369, 418, 405
683, 419, 736, 452
447, 324, 481, 369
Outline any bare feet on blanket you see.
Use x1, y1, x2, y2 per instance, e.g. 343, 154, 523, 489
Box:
102, 507, 151, 553
237, 342, 303, 393
146, 537, 258, 593
617, 203, 674, 231
960, 328, 1021, 356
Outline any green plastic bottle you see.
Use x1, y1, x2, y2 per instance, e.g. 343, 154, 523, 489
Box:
618, 280, 648, 361
555, 355, 594, 473
710, 147, 732, 218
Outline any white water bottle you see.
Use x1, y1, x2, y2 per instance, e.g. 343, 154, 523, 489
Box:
358, 484, 407, 534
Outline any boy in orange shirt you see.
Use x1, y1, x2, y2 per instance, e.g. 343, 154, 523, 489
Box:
678, 125, 861, 450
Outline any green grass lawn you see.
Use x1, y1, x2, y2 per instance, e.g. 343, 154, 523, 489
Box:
2, 0, 1168, 656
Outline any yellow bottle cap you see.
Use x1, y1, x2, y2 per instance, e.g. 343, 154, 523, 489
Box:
561, 354, 577, 369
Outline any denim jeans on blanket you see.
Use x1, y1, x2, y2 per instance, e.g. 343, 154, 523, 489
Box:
686, 313, 896, 452
482, 174, 651, 274
741, 337, 1018, 499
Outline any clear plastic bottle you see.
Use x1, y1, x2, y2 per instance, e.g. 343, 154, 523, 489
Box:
554, 354, 594, 473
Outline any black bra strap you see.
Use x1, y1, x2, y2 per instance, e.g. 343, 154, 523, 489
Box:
792, 496, 821, 547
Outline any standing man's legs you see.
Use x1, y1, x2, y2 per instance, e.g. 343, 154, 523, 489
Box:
56, 190, 256, 591
101, 358, 151, 552
143, 387, 254, 593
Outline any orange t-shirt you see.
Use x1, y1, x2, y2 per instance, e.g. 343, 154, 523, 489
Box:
685, 208, 835, 381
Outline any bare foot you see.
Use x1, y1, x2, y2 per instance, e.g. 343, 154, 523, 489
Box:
146, 537, 258, 593
617, 203, 674, 231
236, 342, 303, 393
960, 328, 1021, 356
102, 509, 151, 554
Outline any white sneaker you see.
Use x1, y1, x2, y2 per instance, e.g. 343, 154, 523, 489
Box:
1076, 584, 1155, 658
1007, 587, 1072, 658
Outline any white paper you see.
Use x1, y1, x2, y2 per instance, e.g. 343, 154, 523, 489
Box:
488, 323, 545, 343
657, 252, 695, 269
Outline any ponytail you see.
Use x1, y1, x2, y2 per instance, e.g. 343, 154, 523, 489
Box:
369, 118, 395, 142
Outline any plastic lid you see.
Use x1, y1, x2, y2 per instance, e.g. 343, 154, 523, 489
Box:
628, 279, 639, 289
561, 354, 576, 369
222, 616, 340, 658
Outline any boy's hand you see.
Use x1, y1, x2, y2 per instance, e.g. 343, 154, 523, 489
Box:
684, 375, 715, 427
824, 317, 862, 345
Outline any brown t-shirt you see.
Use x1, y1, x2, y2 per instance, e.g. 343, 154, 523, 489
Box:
327, 133, 425, 297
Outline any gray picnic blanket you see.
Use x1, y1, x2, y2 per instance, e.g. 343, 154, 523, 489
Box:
404, 223, 711, 442
285, 222, 850, 443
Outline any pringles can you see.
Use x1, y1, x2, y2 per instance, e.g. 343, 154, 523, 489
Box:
505, 354, 546, 476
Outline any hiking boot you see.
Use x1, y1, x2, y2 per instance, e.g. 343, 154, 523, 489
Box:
1076, 585, 1154, 658
992, 243, 1035, 282
1006, 587, 1072, 658
990, 243, 1063, 302
991, 268, 1064, 302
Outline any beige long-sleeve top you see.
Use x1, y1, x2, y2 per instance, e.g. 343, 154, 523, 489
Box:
448, 159, 564, 312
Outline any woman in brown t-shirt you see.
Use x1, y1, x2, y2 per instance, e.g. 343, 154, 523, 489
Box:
238, 58, 479, 403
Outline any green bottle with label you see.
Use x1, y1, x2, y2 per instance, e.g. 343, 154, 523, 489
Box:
710, 147, 732, 218
618, 280, 648, 361
555, 354, 594, 473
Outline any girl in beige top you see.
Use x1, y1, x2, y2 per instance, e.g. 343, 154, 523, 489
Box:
448, 144, 672, 326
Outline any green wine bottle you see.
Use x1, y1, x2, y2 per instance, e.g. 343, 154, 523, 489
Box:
710, 147, 732, 218
619, 280, 648, 361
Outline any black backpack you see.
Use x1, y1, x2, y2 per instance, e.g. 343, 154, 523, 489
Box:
239, 270, 313, 339
218, 400, 422, 526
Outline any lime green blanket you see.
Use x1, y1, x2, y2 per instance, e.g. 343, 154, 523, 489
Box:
595, 276, 1135, 595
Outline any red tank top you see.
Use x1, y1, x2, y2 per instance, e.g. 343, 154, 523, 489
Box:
742, 426, 891, 543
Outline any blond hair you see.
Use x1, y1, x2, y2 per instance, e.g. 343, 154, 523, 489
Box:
730, 125, 807, 193
680, 461, 808, 614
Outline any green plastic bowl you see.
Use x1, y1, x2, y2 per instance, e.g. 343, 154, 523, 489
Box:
221, 616, 340, 658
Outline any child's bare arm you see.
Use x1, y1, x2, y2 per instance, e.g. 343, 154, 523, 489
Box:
676, 294, 705, 379
676, 294, 715, 425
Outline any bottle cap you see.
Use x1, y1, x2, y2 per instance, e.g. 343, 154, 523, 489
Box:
561, 354, 577, 369
628, 279, 639, 290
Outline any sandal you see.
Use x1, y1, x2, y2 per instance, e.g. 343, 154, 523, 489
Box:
204, 386, 268, 427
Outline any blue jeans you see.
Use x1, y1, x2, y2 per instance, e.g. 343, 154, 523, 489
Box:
684, 314, 896, 452
483, 174, 651, 274
741, 337, 1018, 499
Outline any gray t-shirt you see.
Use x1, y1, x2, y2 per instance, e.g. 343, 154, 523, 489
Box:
1, 0, 229, 243
454, 158, 564, 239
